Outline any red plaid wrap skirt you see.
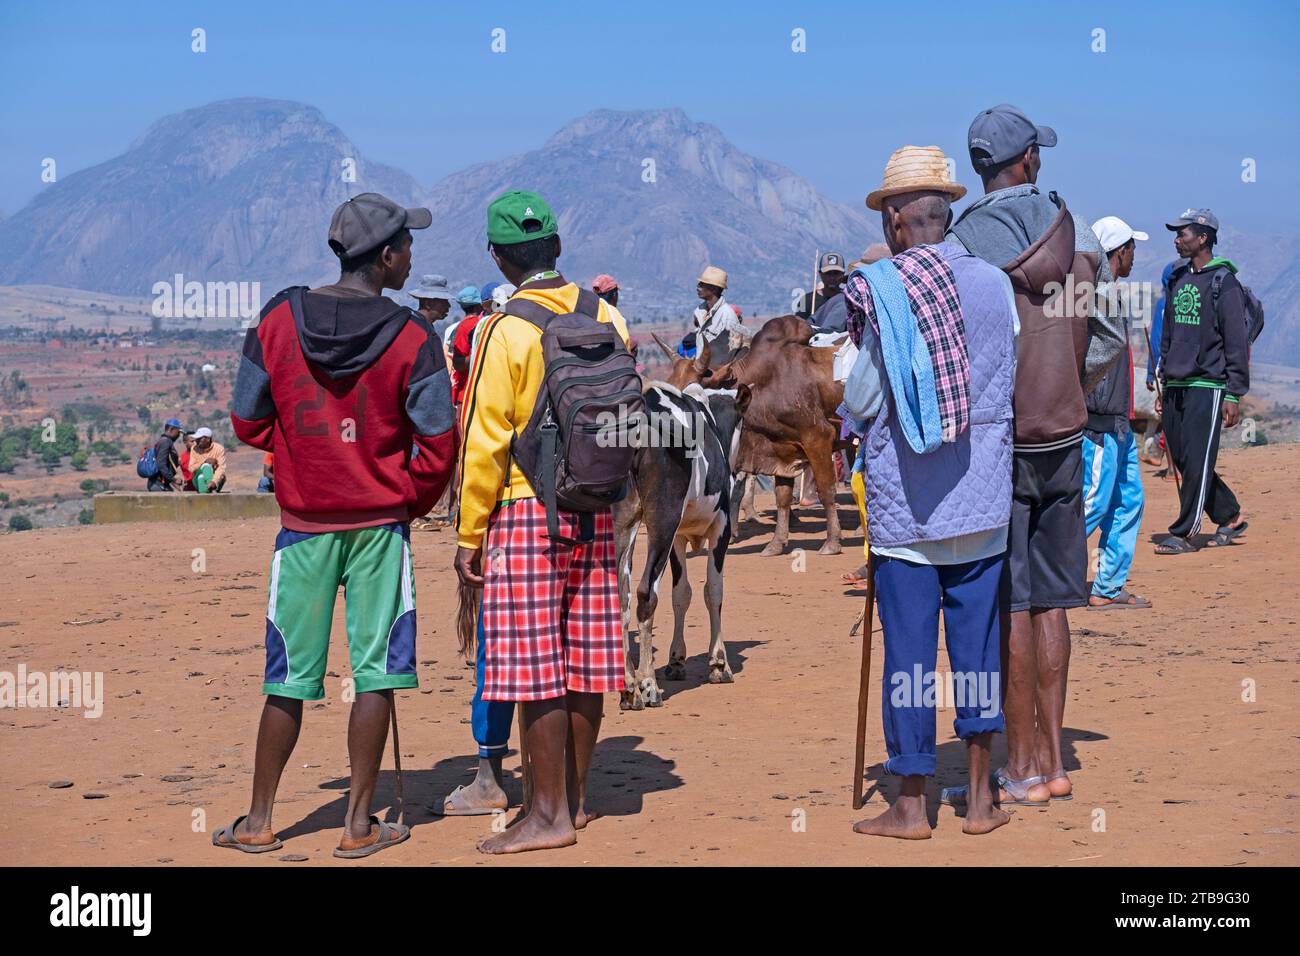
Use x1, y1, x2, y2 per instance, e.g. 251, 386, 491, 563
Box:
480, 497, 624, 701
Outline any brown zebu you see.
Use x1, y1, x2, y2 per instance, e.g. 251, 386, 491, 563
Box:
706, 315, 846, 555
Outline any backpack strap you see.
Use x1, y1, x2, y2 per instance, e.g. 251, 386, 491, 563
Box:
1210, 268, 1227, 305
573, 287, 601, 319
502, 297, 557, 330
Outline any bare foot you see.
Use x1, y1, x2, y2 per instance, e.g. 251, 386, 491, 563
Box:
573, 806, 601, 830
962, 806, 1011, 835
852, 804, 931, 840
478, 813, 576, 855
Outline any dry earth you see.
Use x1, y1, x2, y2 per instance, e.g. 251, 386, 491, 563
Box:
2, 444, 1297, 866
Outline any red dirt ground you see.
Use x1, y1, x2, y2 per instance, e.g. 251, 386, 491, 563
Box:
2, 443, 1297, 866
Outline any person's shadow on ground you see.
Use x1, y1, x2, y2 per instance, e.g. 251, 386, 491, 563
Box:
281, 733, 682, 839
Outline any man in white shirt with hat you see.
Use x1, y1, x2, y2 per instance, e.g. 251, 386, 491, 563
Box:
690, 265, 742, 354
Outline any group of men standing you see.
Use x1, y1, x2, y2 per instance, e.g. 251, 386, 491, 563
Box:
843, 104, 1252, 838
206, 101, 1255, 857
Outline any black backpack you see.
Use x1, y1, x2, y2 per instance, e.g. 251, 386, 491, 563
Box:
1211, 268, 1265, 345
504, 288, 644, 544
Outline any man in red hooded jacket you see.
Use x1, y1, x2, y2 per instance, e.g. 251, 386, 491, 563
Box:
214, 193, 456, 859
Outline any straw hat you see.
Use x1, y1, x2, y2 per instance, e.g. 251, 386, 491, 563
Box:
697, 265, 728, 290
865, 145, 967, 211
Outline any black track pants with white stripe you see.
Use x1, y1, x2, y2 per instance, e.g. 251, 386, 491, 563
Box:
1162, 385, 1240, 539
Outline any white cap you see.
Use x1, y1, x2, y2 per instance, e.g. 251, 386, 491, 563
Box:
192, 427, 213, 440
1091, 216, 1149, 254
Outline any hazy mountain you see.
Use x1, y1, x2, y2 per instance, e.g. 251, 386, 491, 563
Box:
0, 98, 877, 317
0, 99, 425, 298
1, 96, 1296, 364
417, 107, 878, 312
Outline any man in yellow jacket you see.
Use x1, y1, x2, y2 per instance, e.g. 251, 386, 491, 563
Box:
454, 190, 630, 854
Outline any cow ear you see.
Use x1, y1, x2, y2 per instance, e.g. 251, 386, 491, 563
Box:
736, 383, 751, 415
695, 336, 711, 371
650, 331, 676, 363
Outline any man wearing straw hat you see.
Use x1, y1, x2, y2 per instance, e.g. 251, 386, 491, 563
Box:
688, 265, 743, 355
844, 146, 1017, 838
946, 105, 1124, 807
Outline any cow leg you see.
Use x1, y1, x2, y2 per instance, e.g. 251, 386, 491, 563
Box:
628, 522, 674, 710
808, 436, 843, 555
616, 522, 640, 708
613, 493, 641, 710
761, 476, 794, 556
664, 538, 691, 681
740, 472, 758, 522
704, 522, 733, 684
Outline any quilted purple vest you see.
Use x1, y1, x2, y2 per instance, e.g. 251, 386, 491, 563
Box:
864, 243, 1015, 548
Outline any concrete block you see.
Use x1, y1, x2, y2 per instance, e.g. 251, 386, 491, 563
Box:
93, 491, 279, 524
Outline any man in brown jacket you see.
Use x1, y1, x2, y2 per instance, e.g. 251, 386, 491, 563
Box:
946, 105, 1124, 807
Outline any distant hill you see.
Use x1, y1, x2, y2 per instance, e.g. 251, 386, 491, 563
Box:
2, 96, 1297, 361
0, 98, 878, 318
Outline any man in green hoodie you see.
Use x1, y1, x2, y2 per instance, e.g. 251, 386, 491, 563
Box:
1154, 209, 1250, 555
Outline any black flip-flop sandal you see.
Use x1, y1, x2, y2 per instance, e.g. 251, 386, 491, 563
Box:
1088, 590, 1152, 610
211, 814, 283, 854
1154, 536, 1196, 555
1207, 520, 1248, 547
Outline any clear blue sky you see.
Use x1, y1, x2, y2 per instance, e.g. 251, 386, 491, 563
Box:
2, 0, 1298, 237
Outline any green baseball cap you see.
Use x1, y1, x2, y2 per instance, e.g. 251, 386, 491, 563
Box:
487, 190, 557, 245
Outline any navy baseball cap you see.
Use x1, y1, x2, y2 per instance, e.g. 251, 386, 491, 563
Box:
967, 104, 1058, 169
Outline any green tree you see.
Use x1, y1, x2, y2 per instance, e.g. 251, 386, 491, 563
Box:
8, 514, 32, 532
78, 509, 94, 525
71, 450, 89, 471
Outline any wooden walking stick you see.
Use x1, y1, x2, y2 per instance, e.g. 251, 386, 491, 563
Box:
389, 694, 406, 827
852, 550, 877, 810
1142, 323, 1181, 494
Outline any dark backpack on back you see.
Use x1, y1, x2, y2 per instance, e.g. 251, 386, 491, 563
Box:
1211, 268, 1265, 345
504, 288, 644, 544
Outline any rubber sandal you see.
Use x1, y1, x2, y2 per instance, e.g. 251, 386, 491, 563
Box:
1154, 536, 1196, 555
332, 815, 410, 859
1087, 590, 1152, 610
437, 783, 507, 817
940, 768, 1050, 809
1206, 520, 1248, 547
211, 814, 283, 854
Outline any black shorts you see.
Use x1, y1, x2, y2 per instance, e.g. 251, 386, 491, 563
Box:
1006, 443, 1087, 612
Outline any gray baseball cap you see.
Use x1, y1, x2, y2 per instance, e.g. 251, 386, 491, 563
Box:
967, 104, 1058, 169
1165, 207, 1220, 232
328, 192, 432, 259
819, 251, 847, 274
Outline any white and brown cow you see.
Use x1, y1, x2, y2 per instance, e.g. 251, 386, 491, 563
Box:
613, 382, 742, 710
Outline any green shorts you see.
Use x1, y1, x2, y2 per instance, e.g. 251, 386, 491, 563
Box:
262, 523, 418, 700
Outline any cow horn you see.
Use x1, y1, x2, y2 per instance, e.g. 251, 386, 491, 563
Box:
650, 331, 677, 363
694, 336, 711, 370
